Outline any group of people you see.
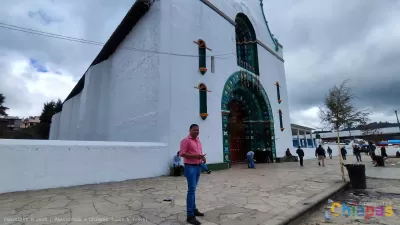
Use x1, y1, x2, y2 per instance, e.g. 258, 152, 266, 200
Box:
287, 145, 335, 167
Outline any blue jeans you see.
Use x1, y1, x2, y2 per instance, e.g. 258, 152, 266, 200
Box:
247, 155, 255, 168
200, 162, 209, 172
184, 165, 201, 216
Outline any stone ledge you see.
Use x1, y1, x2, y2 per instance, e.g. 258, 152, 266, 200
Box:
270, 181, 350, 225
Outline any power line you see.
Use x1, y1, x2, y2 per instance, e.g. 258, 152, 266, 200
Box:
0, 22, 235, 58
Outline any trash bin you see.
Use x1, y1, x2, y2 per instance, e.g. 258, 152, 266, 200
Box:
343, 164, 366, 189
375, 156, 385, 167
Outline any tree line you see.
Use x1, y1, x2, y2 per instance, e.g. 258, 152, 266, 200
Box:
0, 93, 62, 139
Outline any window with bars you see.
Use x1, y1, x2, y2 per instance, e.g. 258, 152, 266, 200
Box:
235, 13, 260, 75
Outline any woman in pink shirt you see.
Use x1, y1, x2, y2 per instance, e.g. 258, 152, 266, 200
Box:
179, 124, 206, 225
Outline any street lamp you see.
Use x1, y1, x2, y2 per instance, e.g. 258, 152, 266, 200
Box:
395, 110, 400, 131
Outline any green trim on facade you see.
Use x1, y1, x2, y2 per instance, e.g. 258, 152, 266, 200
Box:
221, 71, 276, 167
199, 0, 284, 63
198, 40, 207, 75
199, 84, 208, 120
259, 0, 281, 52
206, 162, 229, 171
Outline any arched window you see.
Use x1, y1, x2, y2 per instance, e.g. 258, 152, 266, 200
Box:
199, 83, 208, 120
235, 13, 259, 75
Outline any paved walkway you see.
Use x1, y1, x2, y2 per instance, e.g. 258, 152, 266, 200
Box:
365, 157, 400, 179
299, 178, 400, 225
0, 158, 348, 225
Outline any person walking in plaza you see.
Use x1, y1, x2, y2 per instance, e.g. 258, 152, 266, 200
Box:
341, 146, 347, 160
381, 146, 388, 158
315, 145, 326, 167
327, 146, 333, 159
296, 146, 304, 166
354, 145, 362, 162
247, 150, 255, 168
179, 124, 206, 225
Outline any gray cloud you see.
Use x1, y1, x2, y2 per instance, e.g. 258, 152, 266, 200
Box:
264, 0, 400, 123
0, 0, 398, 126
0, 0, 134, 117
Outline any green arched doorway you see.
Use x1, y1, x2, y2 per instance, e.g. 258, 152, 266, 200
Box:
221, 71, 276, 166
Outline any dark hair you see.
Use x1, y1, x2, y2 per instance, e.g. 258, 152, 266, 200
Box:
189, 124, 199, 130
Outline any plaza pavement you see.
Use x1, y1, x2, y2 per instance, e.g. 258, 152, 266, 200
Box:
0, 157, 350, 225
299, 158, 400, 225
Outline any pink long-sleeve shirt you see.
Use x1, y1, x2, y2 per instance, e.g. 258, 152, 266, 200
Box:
179, 135, 203, 164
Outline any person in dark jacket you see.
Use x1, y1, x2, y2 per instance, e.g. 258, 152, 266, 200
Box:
315, 145, 326, 167
354, 145, 362, 162
296, 146, 305, 166
381, 146, 388, 158
327, 146, 333, 159
341, 147, 347, 160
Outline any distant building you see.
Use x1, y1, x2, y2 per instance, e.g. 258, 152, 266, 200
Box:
0, 116, 22, 131
21, 116, 40, 128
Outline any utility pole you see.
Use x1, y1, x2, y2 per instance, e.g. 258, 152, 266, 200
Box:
395, 110, 400, 131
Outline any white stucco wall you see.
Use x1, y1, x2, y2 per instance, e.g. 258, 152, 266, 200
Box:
107, 1, 162, 142
163, 0, 292, 163
52, 0, 292, 163
0, 140, 168, 194
49, 112, 60, 140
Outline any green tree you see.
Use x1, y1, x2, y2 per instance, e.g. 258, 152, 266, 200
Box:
0, 93, 9, 116
55, 99, 63, 113
318, 80, 370, 181
37, 100, 61, 139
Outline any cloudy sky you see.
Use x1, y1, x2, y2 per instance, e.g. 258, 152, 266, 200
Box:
0, 0, 399, 129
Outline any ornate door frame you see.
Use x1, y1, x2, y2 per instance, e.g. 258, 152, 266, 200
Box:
221, 71, 276, 167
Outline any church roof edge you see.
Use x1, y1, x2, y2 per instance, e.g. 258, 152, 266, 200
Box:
63, 0, 153, 105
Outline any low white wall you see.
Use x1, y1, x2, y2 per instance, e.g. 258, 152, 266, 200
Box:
0, 140, 168, 194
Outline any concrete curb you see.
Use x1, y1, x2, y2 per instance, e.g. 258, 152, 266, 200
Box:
271, 181, 350, 225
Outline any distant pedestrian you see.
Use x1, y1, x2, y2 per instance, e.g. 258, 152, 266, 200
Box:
286, 148, 298, 162
179, 124, 206, 225
381, 146, 388, 158
341, 147, 347, 160
296, 146, 304, 166
247, 150, 255, 168
327, 146, 333, 159
354, 145, 362, 162
315, 145, 326, 167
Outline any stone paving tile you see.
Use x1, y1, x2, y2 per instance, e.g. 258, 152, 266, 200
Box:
0, 157, 350, 225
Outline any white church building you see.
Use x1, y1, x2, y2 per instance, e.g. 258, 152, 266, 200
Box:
50, 0, 292, 168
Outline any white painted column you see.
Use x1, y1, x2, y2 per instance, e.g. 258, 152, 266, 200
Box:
297, 129, 300, 147
304, 130, 308, 148
310, 132, 314, 148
